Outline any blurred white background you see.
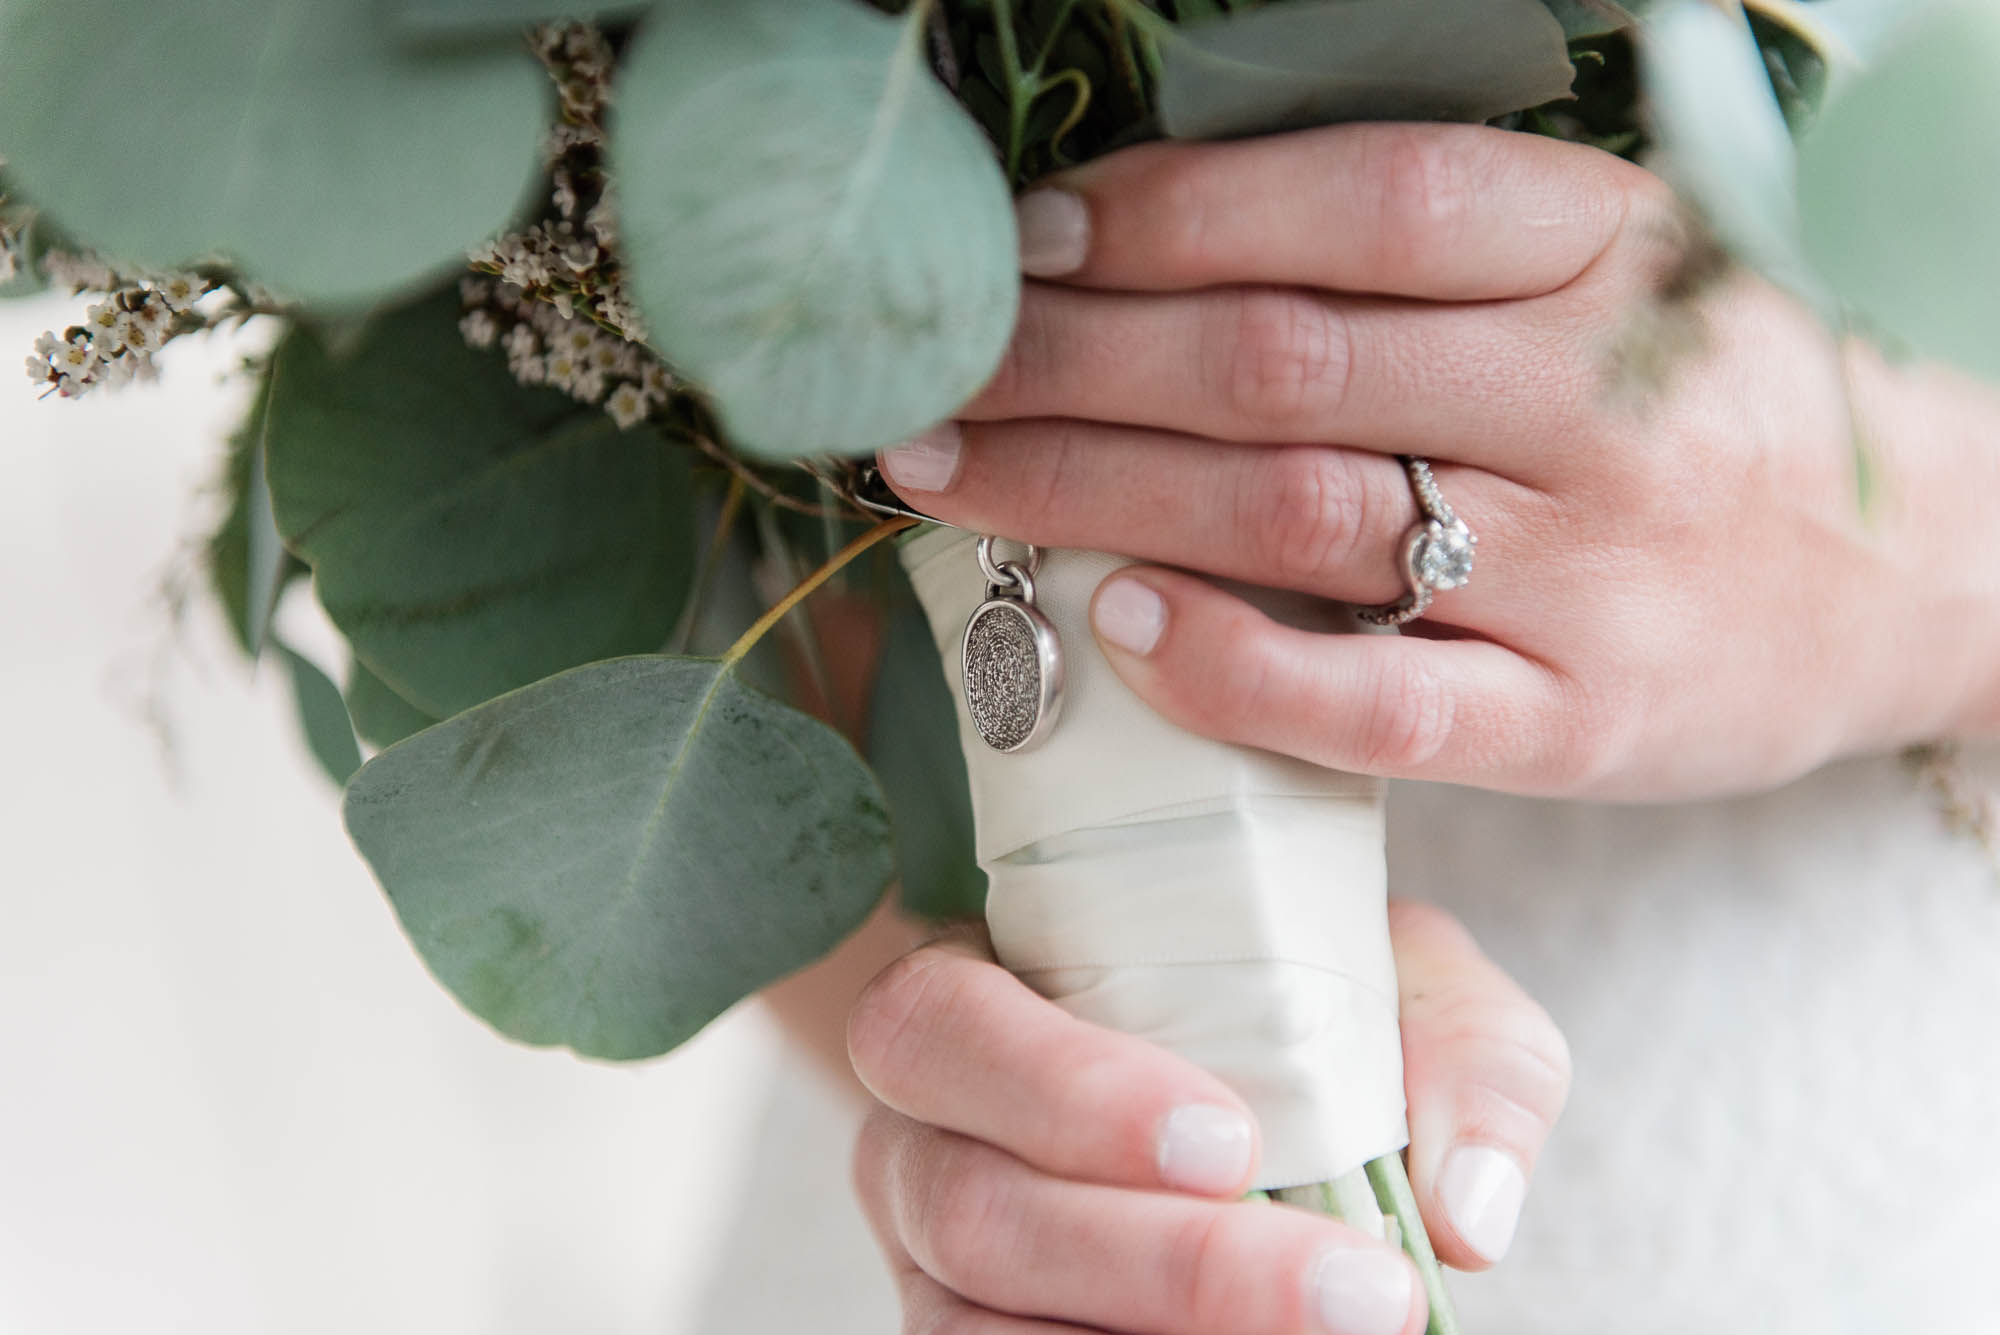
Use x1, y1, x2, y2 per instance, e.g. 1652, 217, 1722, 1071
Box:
0, 293, 813, 1334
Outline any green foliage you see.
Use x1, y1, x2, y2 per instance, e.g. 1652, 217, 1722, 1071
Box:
869, 596, 985, 922
1540, 0, 1645, 40
264, 287, 699, 718
1797, 0, 2000, 382
612, 0, 1020, 460
346, 663, 441, 749
1639, 0, 1823, 302
1155, 0, 1576, 138
392, 0, 645, 40
344, 655, 895, 1059
0, 0, 547, 306
209, 362, 307, 657
277, 642, 365, 786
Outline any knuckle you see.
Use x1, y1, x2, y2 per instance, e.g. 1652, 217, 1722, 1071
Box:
1357, 653, 1457, 773
1426, 991, 1574, 1125
1162, 1210, 1252, 1325
1246, 448, 1371, 587
914, 1148, 1021, 1294
1368, 127, 1476, 266
848, 947, 970, 1094
1215, 289, 1350, 431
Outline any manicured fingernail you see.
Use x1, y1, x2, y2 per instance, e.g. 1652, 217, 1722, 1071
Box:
1156, 1104, 1254, 1194
1092, 578, 1165, 656
1015, 189, 1090, 276
1307, 1247, 1415, 1335
1437, 1144, 1526, 1263
879, 422, 961, 494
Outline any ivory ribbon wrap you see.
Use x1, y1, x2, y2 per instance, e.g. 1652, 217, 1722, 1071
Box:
900, 527, 1408, 1189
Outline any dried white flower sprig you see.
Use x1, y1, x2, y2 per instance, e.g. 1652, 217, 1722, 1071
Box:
458, 21, 679, 434
22, 257, 216, 399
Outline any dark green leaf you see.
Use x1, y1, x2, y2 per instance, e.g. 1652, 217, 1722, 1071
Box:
869, 595, 984, 922
208, 363, 307, 659
613, 0, 1019, 459
1796, 0, 2000, 383
265, 287, 698, 717
393, 0, 644, 41
346, 662, 441, 749
0, 0, 547, 306
276, 640, 364, 787
1540, 0, 1644, 40
344, 655, 896, 1059
1156, 0, 1575, 140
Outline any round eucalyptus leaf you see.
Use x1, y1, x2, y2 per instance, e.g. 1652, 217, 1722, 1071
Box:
0, 0, 547, 307
613, 0, 1019, 460
265, 288, 698, 717
1157, 0, 1575, 140
1640, 0, 1823, 303
344, 655, 896, 1059
1797, 0, 2000, 383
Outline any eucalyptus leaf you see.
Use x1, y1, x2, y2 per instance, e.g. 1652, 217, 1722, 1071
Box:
613, 0, 1019, 459
276, 640, 364, 787
1639, 0, 1823, 302
208, 365, 306, 658
869, 597, 984, 922
265, 288, 698, 718
393, 0, 645, 41
344, 655, 896, 1059
1541, 0, 1644, 40
347, 663, 441, 749
1155, 0, 1576, 140
1796, 0, 2000, 383
0, 0, 547, 306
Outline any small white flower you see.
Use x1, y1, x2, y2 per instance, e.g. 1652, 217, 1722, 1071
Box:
569, 366, 606, 404
41, 250, 116, 292
98, 353, 138, 389
544, 349, 580, 390
116, 309, 164, 353
24, 353, 53, 386
152, 272, 206, 312
32, 331, 61, 358
83, 300, 124, 349
639, 361, 677, 400
605, 381, 650, 430
560, 323, 596, 357
55, 372, 93, 398
549, 289, 575, 320
459, 309, 499, 349
53, 336, 99, 379
459, 275, 493, 307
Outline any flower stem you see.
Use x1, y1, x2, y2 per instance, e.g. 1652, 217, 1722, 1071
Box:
723, 515, 915, 664
1274, 1155, 1462, 1335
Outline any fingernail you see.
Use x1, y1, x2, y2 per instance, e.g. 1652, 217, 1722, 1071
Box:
1438, 1144, 1526, 1263
879, 422, 961, 494
1015, 189, 1090, 276
1156, 1104, 1254, 1194
1093, 578, 1165, 656
1307, 1248, 1415, 1335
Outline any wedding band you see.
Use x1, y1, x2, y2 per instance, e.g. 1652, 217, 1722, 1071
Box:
1356, 457, 1477, 627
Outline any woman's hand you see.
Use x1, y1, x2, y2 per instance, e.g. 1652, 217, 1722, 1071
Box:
879, 123, 2000, 800
847, 903, 1570, 1335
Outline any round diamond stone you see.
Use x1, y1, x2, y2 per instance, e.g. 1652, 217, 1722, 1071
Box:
1415, 521, 1475, 589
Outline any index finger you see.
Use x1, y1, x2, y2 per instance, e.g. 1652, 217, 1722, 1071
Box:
847, 942, 1262, 1197
1017, 122, 1654, 301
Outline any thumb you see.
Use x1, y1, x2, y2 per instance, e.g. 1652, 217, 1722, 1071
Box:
1388, 900, 1572, 1272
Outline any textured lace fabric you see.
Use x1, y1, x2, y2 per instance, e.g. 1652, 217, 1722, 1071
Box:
695, 747, 2000, 1335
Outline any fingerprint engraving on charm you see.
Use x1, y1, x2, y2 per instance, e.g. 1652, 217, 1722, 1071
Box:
962, 601, 1048, 752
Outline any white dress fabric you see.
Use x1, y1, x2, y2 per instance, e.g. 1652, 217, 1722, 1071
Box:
696, 747, 2000, 1334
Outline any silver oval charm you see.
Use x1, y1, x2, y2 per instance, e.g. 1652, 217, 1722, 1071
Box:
961, 596, 1064, 754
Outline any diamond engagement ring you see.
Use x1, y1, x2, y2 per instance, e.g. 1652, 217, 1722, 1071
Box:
1356, 456, 1476, 627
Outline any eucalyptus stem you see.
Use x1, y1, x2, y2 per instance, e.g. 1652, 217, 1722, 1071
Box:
724, 515, 916, 663
1273, 1154, 1461, 1335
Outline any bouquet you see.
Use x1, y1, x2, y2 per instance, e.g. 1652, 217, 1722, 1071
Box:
7, 0, 1997, 1328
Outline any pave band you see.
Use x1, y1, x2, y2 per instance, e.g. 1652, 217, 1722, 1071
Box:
1356, 457, 1476, 628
